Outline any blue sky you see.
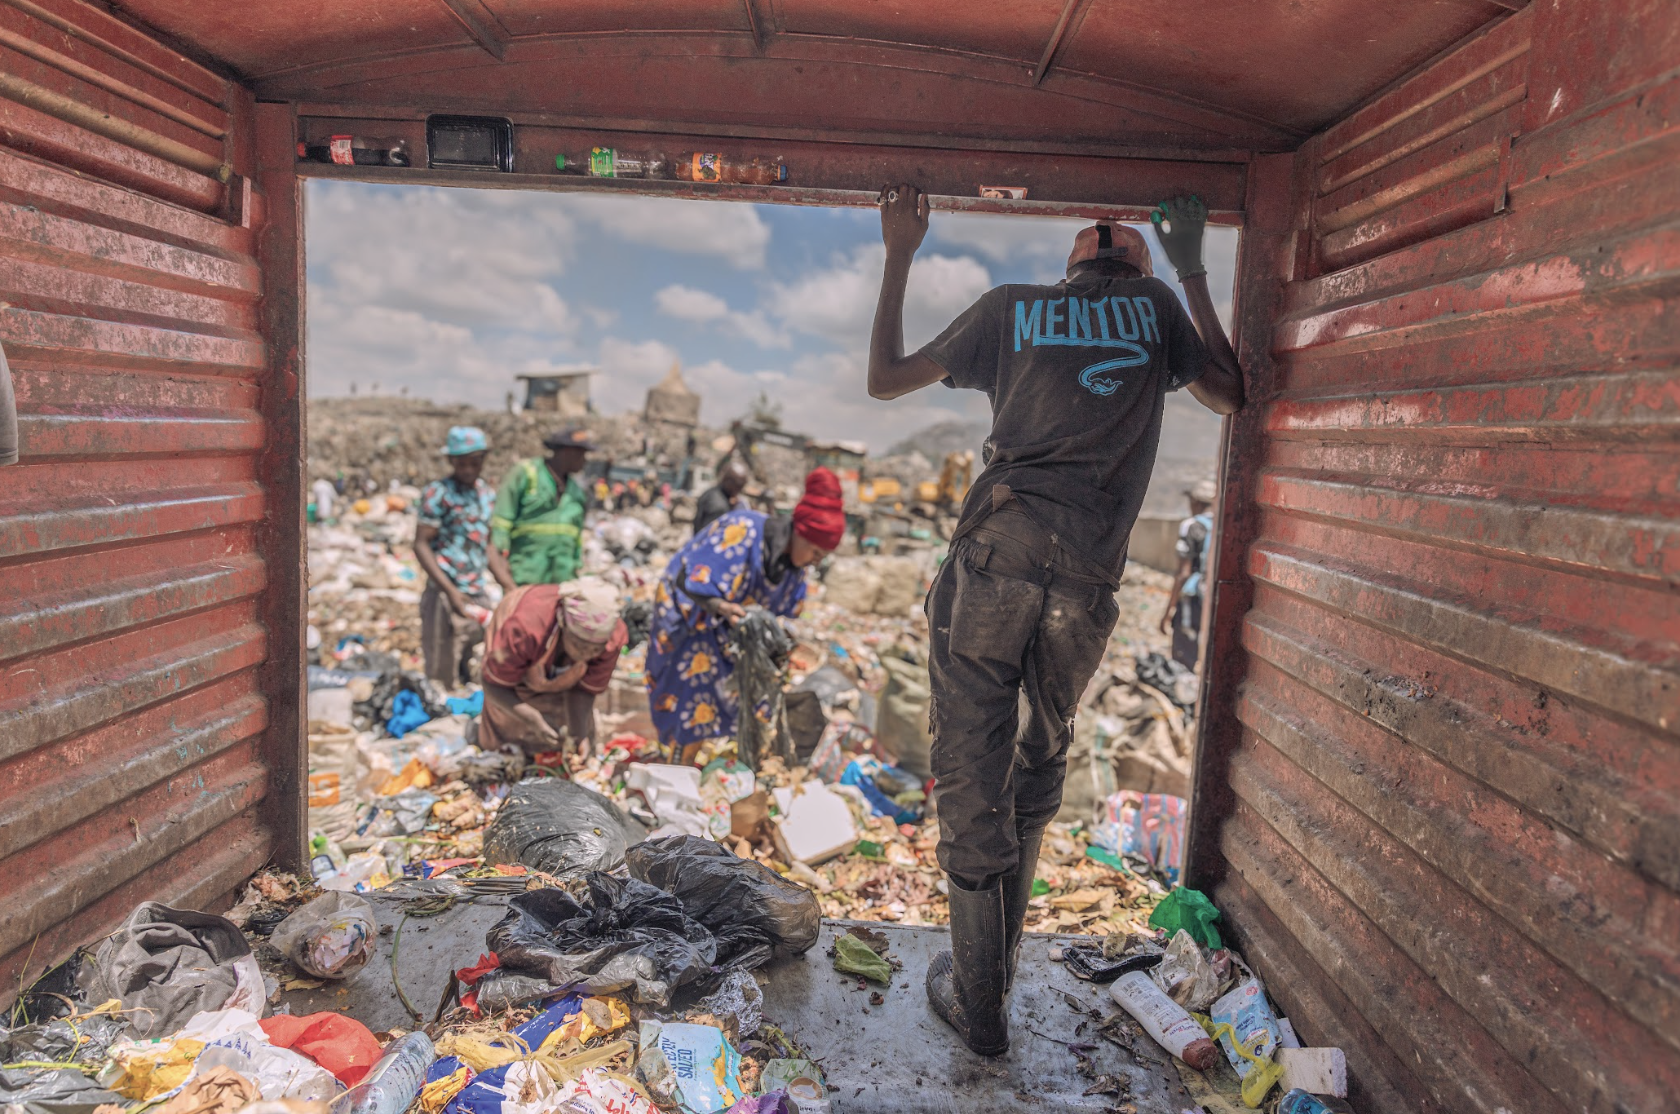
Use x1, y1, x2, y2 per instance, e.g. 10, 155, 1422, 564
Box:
305, 181, 1237, 451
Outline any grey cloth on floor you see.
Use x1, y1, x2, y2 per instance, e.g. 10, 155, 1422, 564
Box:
80, 902, 253, 1037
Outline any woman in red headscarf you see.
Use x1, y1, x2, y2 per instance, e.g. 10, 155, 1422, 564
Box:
646, 468, 844, 762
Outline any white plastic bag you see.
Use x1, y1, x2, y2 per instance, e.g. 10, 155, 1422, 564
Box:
177, 1010, 341, 1102
270, 892, 377, 979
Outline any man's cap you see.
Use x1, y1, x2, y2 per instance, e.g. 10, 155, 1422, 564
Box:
1189, 478, 1218, 503
443, 426, 489, 456
542, 426, 594, 451
1068, 222, 1152, 277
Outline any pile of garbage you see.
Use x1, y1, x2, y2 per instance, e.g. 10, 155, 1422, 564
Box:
1062, 886, 1353, 1112
0, 858, 1349, 1114
303, 474, 1194, 940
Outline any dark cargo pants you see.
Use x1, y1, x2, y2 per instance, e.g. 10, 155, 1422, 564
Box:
925, 507, 1120, 890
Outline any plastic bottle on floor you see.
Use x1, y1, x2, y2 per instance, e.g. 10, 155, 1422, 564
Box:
328, 1032, 435, 1114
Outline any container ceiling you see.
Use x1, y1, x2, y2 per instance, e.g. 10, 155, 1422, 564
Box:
112, 0, 1524, 152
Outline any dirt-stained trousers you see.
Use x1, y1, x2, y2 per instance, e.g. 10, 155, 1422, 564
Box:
925, 506, 1120, 891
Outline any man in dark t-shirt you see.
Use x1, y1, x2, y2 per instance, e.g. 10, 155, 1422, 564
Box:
867, 187, 1246, 1055
692, 460, 749, 538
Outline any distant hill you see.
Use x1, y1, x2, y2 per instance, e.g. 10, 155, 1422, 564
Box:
886, 420, 988, 462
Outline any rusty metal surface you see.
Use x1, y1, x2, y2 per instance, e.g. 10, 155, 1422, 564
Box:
0, 0, 284, 999
103, 0, 1519, 151
1192, 4, 1680, 1113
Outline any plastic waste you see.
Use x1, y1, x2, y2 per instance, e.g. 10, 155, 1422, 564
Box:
556, 1069, 657, 1114
387, 690, 430, 737
722, 1093, 793, 1114
271, 892, 377, 980
1277, 1088, 1339, 1114
1152, 929, 1223, 1010
839, 759, 920, 824
0, 1015, 126, 1064
625, 835, 821, 968
259, 1014, 383, 1087
483, 778, 648, 878
1149, 886, 1224, 949
758, 1062, 827, 1114
625, 764, 708, 838
1109, 970, 1220, 1071
831, 933, 891, 984
692, 970, 763, 1043
1208, 972, 1283, 1094
487, 876, 717, 1008
318, 850, 391, 893
728, 606, 794, 770
0, 1066, 125, 1114
637, 1021, 743, 1113
328, 1032, 435, 1114
874, 655, 932, 778
114, 1009, 339, 1104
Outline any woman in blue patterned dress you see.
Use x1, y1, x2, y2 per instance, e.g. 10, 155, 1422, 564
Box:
647, 468, 846, 761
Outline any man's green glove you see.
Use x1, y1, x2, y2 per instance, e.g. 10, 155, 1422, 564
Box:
1151, 195, 1208, 280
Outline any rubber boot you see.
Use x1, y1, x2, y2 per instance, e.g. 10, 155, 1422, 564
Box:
926, 882, 1010, 1056
1001, 825, 1047, 991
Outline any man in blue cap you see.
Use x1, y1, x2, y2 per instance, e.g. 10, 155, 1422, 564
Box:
415, 426, 503, 686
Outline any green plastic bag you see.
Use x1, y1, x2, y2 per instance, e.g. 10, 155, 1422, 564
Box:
832, 933, 893, 983
1149, 886, 1224, 949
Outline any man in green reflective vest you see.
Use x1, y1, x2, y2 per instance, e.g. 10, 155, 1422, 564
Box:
490, 426, 592, 587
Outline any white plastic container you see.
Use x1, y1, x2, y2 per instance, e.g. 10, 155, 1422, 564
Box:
1110, 969, 1220, 1070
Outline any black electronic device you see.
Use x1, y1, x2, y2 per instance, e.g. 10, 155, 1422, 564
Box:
426, 114, 514, 172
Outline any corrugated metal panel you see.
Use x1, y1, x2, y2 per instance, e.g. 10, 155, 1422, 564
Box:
1192, 4, 1680, 1112
0, 0, 291, 996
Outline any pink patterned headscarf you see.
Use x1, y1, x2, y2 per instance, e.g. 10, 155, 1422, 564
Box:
557, 577, 620, 643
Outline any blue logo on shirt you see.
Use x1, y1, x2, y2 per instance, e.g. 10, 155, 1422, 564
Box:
1078, 354, 1148, 395
1013, 293, 1160, 396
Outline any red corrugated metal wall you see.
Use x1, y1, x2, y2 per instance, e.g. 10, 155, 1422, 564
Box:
1192, 4, 1680, 1112
0, 0, 302, 994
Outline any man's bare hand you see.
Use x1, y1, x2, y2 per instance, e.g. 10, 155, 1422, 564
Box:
879, 184, 929, 257
713, 600, 747, 626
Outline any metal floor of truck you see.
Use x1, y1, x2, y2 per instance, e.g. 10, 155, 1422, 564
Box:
274, 893, 1200, 1114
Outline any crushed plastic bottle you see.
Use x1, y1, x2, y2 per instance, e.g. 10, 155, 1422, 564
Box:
1277, 1089, 1337, 1114
328, 1031, 435, 1114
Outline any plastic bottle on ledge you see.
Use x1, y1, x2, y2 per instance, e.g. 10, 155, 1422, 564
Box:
555, 148, 672, 179
328, 1031, 435, 1114
297, 136, 410, 167
675, 152, 788, 184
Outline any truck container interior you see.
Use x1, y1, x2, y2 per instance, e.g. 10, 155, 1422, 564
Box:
0, 2, 1674, 1112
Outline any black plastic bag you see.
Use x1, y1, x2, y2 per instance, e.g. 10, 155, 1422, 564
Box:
0, 1017, 124, 1065
1134, 652, 1198, 712
487, 875, 717, 1007
625, 835, 819, 969
482, 778, 648, 877
621, 600, 652, 650
0, 1068, 123, 1114
729, 607, 794, 770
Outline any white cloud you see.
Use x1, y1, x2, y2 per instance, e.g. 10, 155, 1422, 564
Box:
308, 183, 578, 331
929, 211, 1088, 281
655, 284, 788, 348
562, 194, 771, 269
764, 244, 993, 350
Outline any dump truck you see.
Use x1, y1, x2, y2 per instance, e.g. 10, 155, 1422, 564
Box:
0, 2, 1674, 1112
